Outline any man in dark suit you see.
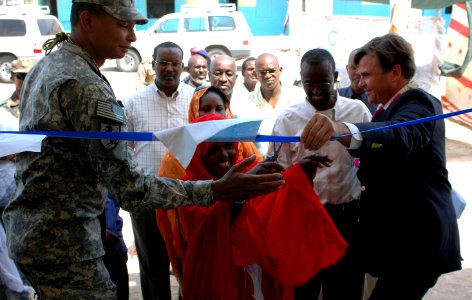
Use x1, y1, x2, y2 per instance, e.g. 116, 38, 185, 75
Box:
300, 33, 461, 300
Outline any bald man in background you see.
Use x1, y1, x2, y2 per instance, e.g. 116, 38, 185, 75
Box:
238, 53, 304, 156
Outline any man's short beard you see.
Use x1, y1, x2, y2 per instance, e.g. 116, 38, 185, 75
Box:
190, 75, 206, 86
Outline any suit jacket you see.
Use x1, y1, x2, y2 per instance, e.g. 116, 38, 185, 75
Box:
351, 88, 461, 280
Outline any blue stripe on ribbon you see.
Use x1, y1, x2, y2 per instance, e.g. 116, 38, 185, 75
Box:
331, 106, 472, 140
1, 107, 471, 142
0, 130, 155, 141
255, 135, 300, 142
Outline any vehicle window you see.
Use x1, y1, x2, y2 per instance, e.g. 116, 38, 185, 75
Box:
156, 18, 178, 33
184, 17, 206, 32
37, 19, 63, 35
0, 19, 26, 37
209, 16, 235, 31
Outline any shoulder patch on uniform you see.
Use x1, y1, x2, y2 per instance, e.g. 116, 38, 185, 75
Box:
96, 100, 124, 123
99, 122, 120, 151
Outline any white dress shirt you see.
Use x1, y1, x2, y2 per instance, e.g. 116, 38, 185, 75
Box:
124, 82, 194, 175
239, 84, 305, 155
230, 81, 259, 119
269, 95, 372, 205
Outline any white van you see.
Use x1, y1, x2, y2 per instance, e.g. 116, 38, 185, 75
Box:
116, 3, 253, 72
0, 7, 64, 83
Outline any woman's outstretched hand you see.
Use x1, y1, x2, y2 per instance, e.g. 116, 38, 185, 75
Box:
299, 153, 332, 182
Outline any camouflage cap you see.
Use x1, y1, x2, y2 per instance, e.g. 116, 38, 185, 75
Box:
10, 58, 36, 73
73, 0, 148, 25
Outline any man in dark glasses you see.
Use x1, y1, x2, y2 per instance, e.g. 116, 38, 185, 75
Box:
1, 58, 35, 118
240, 53, 305, 156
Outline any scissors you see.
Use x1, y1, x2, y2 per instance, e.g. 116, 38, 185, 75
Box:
266, 142, 283, 161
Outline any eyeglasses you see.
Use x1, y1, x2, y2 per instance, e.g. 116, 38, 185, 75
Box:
301, 82, 332, 90
11, 72, 26, 80
255, 68, 278, 76
153, 60, 182, 68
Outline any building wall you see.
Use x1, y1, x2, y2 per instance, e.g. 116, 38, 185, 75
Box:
334, 0, 390, 16
137, 0, 287, 36
239, 0, 287, 36
333, 0, 451, 28
57, 1, 71, 32
56, 0, 451, 35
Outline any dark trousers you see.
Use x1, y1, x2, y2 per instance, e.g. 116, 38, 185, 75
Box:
103, 233, 129, 300
99, 209, 129, 300
131, 209, 171, 300
368, 273, 438, 300
295, 201, 365, 300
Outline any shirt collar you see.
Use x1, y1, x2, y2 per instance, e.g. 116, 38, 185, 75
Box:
155, 82, 186, 99
380, 81, 417, 110
304, 96, 338, 120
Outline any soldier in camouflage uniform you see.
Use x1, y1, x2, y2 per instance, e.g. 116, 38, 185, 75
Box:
0, 58, 35, 119
2, 1, 284, 299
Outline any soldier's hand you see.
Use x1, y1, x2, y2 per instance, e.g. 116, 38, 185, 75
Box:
211, 155, 284, 202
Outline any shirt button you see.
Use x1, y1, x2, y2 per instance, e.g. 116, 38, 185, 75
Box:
361, 186, 366, 192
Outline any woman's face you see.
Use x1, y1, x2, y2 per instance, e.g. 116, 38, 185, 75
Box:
202, 142, 236, 178
199, 91, 226, 117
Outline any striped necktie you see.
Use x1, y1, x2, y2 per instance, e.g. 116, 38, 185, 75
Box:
371, 107, 385, 121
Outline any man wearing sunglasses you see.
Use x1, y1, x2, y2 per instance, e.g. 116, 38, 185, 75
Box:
1, 58, 35, 118
239, 53, 305, 156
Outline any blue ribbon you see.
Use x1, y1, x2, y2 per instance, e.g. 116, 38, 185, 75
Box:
0, 130, 155, 141
255, 135, 300, 142
331, 106, 472, 140
1, 107, 471, 142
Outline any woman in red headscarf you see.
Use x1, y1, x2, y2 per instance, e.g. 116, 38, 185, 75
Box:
156, 87, 261, 288
169, 113, 348, 300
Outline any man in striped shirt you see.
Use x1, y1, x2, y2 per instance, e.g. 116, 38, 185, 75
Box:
123, 41, 195, 300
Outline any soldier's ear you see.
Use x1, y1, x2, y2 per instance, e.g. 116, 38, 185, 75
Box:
79, 10, 94, 32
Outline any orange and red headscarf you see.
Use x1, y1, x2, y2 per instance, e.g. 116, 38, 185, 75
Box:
183, 113, 239, 181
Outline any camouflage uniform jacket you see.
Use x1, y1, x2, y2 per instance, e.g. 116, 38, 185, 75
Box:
3, 42, 214, 265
